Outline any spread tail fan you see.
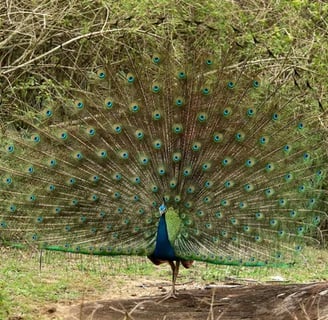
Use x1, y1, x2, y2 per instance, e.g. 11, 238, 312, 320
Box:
0, 21, 327, 294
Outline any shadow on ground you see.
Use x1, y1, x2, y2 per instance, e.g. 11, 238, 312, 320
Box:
46, 282, 328, 320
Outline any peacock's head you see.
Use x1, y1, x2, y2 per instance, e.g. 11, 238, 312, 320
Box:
159, 203, 167, 216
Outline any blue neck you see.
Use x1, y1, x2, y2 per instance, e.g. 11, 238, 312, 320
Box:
152, 214, 176, 260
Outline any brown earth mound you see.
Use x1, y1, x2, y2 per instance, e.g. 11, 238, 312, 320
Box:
46, 282, 328, 320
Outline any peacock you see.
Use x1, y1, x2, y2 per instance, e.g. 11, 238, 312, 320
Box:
0, 13, 327, 300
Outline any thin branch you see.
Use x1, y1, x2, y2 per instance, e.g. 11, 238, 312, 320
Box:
1, 28, 161, 75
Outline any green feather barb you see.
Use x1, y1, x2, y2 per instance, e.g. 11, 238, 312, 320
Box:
165, 208, 183, 246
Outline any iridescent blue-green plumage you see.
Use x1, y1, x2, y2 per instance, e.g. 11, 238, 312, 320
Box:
152, 209, 176, 261
0, 23, 327, 275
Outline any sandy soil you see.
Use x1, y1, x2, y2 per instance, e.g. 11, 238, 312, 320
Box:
43, 280, 328, 320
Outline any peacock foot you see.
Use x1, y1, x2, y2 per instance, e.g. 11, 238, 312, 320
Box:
157, 289, 178, 303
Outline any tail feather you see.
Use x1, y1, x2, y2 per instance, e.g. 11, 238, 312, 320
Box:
0, 26, 326, 266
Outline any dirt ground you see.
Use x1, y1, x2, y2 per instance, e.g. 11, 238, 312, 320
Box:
45, 280, 328, 320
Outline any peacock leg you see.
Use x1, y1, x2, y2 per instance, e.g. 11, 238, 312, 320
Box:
172, 259, 180, 296
158, 260, 180, 302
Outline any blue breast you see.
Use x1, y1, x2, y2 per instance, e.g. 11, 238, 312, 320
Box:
152, 215, 176, 260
